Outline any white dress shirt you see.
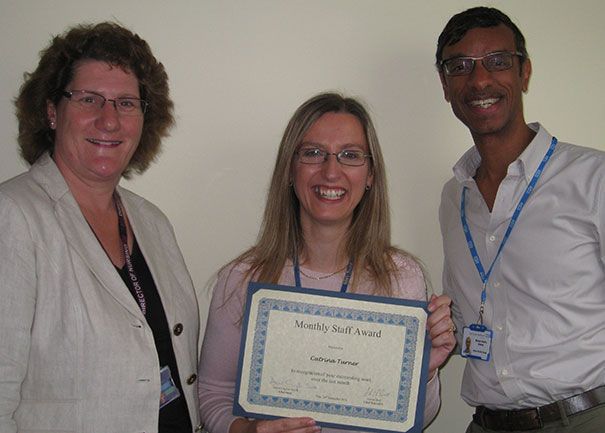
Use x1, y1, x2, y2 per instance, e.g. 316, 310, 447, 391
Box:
440, 123, 605, 410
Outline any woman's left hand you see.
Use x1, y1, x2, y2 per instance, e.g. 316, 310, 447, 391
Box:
426, 294, 456, 381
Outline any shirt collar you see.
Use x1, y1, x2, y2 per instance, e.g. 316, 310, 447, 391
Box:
452, 123, 554, 185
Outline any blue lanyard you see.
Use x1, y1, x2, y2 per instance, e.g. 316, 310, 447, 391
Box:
293, 252, 353, 293
461, 137, 557, 323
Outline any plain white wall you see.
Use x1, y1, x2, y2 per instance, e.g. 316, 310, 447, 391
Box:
1, 1, 603, 432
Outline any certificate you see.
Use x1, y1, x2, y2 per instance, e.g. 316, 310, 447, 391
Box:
234, 282, 431, 433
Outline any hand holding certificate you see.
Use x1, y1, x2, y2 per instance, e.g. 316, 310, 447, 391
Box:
234, 283, 432, 433
197, 93, 455, 433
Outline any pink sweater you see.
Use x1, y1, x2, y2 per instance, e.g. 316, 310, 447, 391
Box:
198, 253, 441, 433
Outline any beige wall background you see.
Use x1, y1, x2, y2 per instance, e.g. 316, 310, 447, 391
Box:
1, 1, 603, 431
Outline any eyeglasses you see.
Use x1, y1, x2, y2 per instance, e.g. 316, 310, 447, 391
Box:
295, 147, 371, 167
440, 51, 524, 76
60, 90, 148, 116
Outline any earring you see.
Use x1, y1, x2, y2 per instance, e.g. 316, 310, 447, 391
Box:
365, 185, 371, 191
50, 121, 55, 127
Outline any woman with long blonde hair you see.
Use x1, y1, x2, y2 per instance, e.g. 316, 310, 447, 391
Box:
198, 92, 455, 433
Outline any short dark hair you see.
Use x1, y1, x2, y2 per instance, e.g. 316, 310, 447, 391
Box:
436, 7, 528, 71
15, 22, 174, 177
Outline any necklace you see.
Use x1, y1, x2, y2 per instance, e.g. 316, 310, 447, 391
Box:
298, 264, 348, 280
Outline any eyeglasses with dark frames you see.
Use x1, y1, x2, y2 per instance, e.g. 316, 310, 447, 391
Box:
295, 147, 372, 167
440, 51, 524, 76
60, 90, 148, 116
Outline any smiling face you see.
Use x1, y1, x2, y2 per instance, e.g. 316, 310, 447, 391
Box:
47, 60, 144, 189
439, 24, 531, 139
291, 112, 373, 232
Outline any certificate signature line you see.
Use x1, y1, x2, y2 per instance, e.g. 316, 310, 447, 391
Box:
269, 377, 318, 391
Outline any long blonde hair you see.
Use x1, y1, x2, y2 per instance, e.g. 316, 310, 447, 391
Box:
231, 92, 413, 296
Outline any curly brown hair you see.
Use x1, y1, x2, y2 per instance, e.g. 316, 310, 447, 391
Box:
15, 22, 174, 177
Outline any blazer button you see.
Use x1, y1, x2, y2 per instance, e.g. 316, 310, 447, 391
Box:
173, 323, 184, 336
186, 373, 197, 385
195, 423, 204, 431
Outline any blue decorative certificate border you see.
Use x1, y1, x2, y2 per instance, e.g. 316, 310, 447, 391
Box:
246, 296, 420, 423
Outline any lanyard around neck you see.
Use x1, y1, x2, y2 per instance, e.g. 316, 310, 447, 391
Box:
292, 251, 353, 293
114, 193, 147, 315
461, 137, 557, 324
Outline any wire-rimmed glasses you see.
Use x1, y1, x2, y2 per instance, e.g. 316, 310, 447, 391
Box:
61, 90, 148, 116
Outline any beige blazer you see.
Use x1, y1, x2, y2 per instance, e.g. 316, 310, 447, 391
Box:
0, 153, 202, 433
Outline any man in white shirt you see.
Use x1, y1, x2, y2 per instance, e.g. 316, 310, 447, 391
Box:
436, 6, 605, 433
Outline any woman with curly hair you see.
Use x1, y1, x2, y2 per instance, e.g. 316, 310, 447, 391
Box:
0, 22, 202, 432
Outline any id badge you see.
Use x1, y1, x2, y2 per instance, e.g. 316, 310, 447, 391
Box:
461, 324, 493, 361
160, 365, 181, 408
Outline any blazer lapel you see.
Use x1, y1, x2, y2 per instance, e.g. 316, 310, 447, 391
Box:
32, 154, 145, 320
118, 189, 177, 323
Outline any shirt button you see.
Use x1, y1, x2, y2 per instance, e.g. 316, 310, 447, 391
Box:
501, 369, 508, 376
489, 235, 496, 242
186, 373, 197, 385
173, 323, 183, 336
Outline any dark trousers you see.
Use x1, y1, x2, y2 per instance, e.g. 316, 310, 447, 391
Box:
466, 403, 605, 433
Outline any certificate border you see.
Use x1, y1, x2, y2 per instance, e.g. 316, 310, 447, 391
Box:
234, 282, 431, 433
